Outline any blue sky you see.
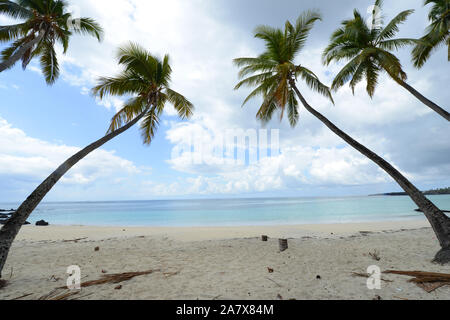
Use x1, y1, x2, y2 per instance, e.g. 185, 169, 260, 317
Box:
0, 0, 449, 202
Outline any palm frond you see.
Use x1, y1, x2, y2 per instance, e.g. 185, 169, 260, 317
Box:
375, 49, 407, 82
0, 36, 27, 62
107, 97, 146, 134
234, 71, 274, 90
0, 22, 28, 42
379, 38, 419, 50
72, 17, 103, 42
160, 54, 172, 86
239, 74, 279, 107
256, 87, 279, 125
235, 60, 278, 79
322, 41, 361, 65
287, 89, 299, 127
365, 61, 379, 98
286, 10, 321, 59
330, 54, 362, 90
39, 40, 59, 85
0, 0, 32, 19
92, 71, 148, 98
165, 88, 194, 119
117, 42, 159, 81
140, 110, 160, 145
296, 66, 334, 104
376, 9, 415, 42
254, 25, 285, 62
348, 60, 367, 94
412, 0, 449, 67
412, 24, 448, 67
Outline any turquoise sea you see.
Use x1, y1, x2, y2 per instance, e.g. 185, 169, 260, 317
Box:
1, 195, 449, 227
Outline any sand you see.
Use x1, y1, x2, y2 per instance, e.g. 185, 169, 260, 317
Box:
1, 219, 449, 300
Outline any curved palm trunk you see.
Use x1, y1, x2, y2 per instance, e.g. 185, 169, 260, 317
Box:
0, 108, 149, 278
398, 81, 450, 122
0, 30, 45, 73
290, 80, 450, 263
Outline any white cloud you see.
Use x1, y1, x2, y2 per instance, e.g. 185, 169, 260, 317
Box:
0, 117, 141, 188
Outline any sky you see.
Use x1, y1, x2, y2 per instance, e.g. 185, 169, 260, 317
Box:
0, 0, 449, 202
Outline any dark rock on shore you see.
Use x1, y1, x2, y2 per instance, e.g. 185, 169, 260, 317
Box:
36, 220, 49, 226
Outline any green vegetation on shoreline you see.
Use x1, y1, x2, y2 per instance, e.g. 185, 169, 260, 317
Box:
372, 187, 450, 196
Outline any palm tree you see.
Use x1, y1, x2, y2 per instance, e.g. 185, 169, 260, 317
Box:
0, 0, 103, 84
0, 42, 194, 278
412, 0, 449, 68
323, 0, 449, 121
234, 11, 450, 263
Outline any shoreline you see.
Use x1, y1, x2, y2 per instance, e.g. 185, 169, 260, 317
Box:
13, 219, 429, 242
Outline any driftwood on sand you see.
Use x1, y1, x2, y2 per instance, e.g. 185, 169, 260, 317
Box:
62, 237, 88, 243
279, 239, 288, 252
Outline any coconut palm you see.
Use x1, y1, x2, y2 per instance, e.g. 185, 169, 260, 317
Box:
0, 42, 194, 277
323, 0, 449, 121
412, 0, 449, 68
0, 0, 103, 84
234, 11, 450, 263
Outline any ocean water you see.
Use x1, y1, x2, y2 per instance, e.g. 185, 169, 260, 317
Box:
1, 195, 449, 227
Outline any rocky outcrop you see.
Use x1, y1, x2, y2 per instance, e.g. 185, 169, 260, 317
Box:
35, 220, 49, 226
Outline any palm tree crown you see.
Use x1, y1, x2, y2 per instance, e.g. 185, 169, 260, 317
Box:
0, 0, 103, 83
234, 11, 333, 127
322, 0, 417, 97
412, 0, 449, 68
92, 42, 194, 145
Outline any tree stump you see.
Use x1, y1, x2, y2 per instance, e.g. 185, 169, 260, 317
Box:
261, 235, 268, 242
279, 239, 288, 252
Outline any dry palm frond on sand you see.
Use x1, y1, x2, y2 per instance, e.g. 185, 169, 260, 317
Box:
383, 270, 450, 293
59, 269, 161, 289
39, 269, 161, 300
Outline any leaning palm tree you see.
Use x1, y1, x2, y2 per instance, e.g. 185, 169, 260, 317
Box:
0, 42, 194, 278
0, 0, 103, 84
412, 0, 449, 68
323, 0, 449, 121
234, 11, 450, 263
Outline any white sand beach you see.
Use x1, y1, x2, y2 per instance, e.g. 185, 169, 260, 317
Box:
1, 220, 449, 300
